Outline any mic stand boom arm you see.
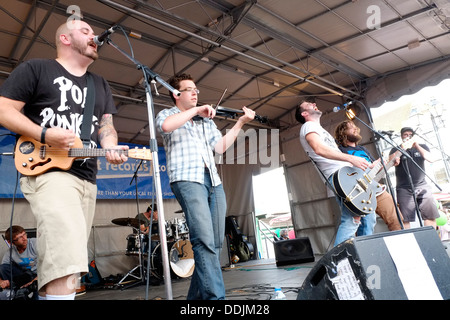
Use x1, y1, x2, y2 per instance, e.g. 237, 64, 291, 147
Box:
104, 37, 173, 300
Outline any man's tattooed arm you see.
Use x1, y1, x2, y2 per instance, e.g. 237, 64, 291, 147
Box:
98, 113, 118, 148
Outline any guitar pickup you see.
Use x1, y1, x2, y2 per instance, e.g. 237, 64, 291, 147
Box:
356, 178, 368, 191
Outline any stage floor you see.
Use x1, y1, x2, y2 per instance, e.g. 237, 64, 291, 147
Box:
75, 258, 316, 301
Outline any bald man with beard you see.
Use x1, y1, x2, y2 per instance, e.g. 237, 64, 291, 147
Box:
0, 20, 128, 299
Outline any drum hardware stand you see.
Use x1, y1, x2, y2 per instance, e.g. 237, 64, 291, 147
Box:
116, 228, 145, 289
117, 160, 148, 290
104, 32, 176, 299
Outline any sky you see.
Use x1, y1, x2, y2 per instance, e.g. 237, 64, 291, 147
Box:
371, 78, 450, 150
252, 167, 290, 216
370, 78, 450, 192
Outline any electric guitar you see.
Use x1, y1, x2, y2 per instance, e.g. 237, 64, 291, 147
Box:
332, 163, 383, 216
332, 138, 415, 216
14, 136, 152, 176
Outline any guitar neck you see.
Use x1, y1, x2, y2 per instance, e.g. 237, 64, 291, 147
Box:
69, 148, 128, 158
374, 150, 401, 183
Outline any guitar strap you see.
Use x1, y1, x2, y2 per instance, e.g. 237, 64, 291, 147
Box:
307, 153, 339, 198
80, 73, 95, 148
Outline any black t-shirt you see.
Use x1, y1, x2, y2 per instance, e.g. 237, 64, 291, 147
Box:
0, 59, 117, 183
389, 144, 429, 188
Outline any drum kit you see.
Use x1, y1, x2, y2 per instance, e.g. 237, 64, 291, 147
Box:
111, 210, 194, 286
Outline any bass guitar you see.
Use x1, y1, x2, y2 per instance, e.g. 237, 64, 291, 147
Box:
14, 136, 152, 176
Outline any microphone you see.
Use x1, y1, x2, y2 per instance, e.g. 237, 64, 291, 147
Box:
378, 130, 395, 137
333, 101, 353, 113
94, 25, 118, 46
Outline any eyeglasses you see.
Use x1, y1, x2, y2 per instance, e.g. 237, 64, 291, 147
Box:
179, 87, 200, 94
12, 232, 27, 242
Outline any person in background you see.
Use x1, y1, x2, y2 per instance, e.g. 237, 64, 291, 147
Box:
389, 127, 439, 229
136, 204, 158, 237
0, 226, 39, 299
135, 204, 158, 256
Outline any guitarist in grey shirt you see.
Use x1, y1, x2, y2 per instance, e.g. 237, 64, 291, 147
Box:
335, 120, 403, 232
296, 100, 375, 246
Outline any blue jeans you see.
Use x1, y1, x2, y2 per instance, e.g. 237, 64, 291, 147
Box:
357, 213, 377, 237
330, 176, 376, 246
170, 171, 226, 300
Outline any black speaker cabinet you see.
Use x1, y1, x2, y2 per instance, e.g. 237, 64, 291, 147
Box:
274, 237, 315, 266
297, 227, 450, 300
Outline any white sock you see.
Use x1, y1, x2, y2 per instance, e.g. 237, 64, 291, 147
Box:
38, 295, 47, 300
46, 293, 76, 300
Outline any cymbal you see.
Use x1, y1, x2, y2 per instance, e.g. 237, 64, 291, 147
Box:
112, 217, 140, 228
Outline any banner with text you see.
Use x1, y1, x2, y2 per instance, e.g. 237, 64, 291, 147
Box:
0, 127, 174, 199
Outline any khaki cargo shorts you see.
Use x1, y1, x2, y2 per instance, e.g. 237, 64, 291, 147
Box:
20, 171, 96, 290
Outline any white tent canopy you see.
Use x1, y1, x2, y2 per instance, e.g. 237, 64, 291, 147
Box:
1, 1, 450, 274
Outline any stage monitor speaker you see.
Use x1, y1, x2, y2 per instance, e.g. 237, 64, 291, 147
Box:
274, 237, 315, 266
297, 227, 450, 300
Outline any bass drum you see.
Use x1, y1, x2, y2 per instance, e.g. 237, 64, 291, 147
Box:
151, 239, 195, 279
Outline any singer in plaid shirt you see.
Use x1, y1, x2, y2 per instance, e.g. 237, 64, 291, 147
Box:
156, 73, 254, 300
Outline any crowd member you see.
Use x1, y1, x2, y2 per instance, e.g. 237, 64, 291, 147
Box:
335, 120, 403, 232
296, 100, 375, 246
389, 127, 439, 229
0, 20, 128, 299
156, 73, 255, 299
0, 226, 38, 299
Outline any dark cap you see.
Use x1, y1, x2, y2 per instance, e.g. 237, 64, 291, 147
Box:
400, 127, 414, 136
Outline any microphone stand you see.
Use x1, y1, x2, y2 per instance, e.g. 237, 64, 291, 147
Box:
104, 36, 174, 300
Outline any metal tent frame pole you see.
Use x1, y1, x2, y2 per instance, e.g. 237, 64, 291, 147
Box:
104, 36, 179, 300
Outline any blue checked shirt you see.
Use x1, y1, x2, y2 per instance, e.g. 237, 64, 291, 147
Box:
156, 106, 223, 186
